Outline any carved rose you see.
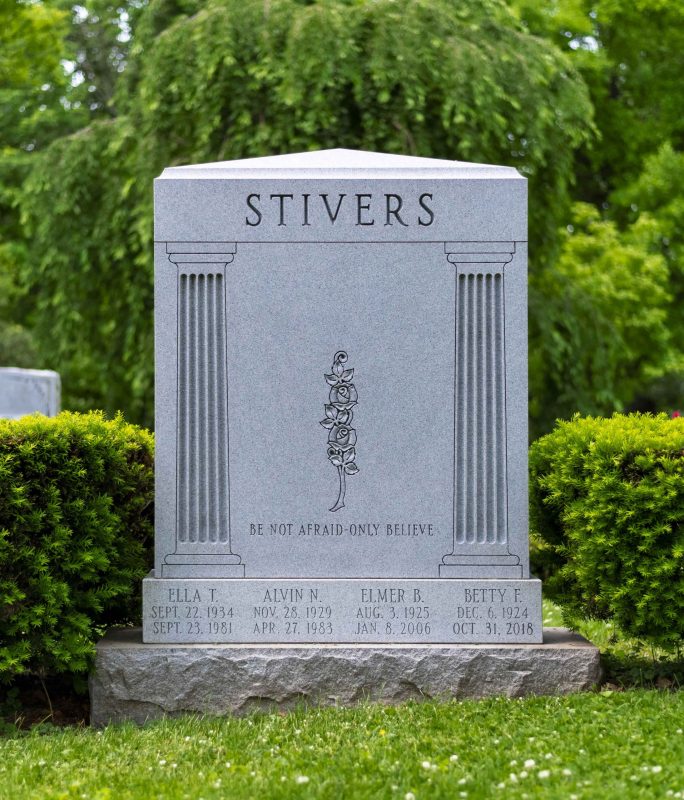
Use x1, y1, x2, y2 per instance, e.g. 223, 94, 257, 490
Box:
323, 350, 358, 512
328, 424, 357, 449
329, 383, 358, 406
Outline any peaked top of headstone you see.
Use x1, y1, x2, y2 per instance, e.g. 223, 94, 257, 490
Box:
158, 149, 522, 180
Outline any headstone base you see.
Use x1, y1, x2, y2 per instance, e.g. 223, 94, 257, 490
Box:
142, 575, 543, 644
89, 627, 601, 727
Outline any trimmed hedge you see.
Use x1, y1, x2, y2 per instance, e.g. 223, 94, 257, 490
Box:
0, 412, 153, 682
530, 413, 684, 647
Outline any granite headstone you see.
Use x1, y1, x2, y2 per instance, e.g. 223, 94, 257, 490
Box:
143, 149, 541, 644
0, 367, 61, 418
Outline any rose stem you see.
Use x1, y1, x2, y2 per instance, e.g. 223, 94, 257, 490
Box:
330, 464, 346, 512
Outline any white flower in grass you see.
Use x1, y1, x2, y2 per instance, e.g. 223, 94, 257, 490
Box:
450, 755, 459, 763
519, 771, 528, 779
537, 770, 550, 779
421, 761, 431, 770
225, 762, 231, 768
296, 776, 309, 785
158, 760, 166, 766
404, 793, 416, 800
458, 778, 467, 785
677, 729, 683, 734
524, 759, 536, 768
562, 769, 572, 776
496, 783, 505, 790
653, 766, 663, 773
509, 774, 518, 783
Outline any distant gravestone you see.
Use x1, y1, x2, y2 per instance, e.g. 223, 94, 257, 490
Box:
0, 367, 60, 418
143, 149, 541, 644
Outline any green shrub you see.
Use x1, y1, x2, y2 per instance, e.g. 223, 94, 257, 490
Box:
0, 412, 153, 682
530, 413, 684, 647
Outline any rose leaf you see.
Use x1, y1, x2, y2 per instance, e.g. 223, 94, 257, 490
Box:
330, 455, 344, 467
320, 419, 335, 429
344, 463, 360, 475
324, 373, 338, 386
341, 368, 354, 381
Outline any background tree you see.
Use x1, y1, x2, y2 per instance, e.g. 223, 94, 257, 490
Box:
4, 0, 683, 435
12, 0, 594, 427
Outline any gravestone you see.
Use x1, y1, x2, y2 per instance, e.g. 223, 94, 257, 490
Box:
145, 148, 539, 643
0, 367, 60, 418
91, 151, 601, 723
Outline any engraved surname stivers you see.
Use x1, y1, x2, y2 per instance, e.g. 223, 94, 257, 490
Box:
320, 351, 359, 512
244, 192, 435, 227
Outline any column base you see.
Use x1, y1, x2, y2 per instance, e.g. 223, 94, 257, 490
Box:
439, 553, 522, 579
162, 554, 245, 578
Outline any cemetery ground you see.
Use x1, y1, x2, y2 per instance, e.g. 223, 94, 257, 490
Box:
3, 603, 684, 800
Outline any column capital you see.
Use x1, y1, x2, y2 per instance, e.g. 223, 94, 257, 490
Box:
166, 242, 237, 265
444, 241, 515, 270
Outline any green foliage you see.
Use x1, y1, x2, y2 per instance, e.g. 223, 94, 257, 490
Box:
15, 0, 593, 425
19, 120, 152, 420
0, 412, 153, 682
514, 0, 684, 205
530, 413, 684, 647
0, 1, 67, 91
530, 203, 678, 433
614, 144, 684, 338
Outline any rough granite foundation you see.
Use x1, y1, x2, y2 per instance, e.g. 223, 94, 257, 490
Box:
89, 627, 601, 727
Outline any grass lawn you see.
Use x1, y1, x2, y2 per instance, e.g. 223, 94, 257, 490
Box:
3, 691, 684, 799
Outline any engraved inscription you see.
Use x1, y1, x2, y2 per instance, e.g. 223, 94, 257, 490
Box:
244, 192, 435, 227
143, 579, 542, 644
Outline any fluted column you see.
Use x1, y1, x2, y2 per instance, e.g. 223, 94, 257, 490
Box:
440, 243, 521, 578
162, 243, 245, 578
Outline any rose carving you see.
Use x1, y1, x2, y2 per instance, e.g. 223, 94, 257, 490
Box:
329, 383, 358, 407
328, 425, 357, 449
320, 351, 359, 512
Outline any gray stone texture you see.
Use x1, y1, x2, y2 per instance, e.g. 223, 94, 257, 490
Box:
153, 150, 529, 586
0, 367, 60, 418
90, 627, 601, 727
148, 149, 536, 647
